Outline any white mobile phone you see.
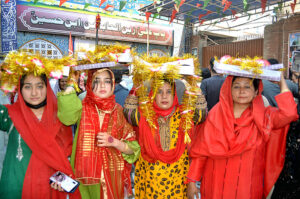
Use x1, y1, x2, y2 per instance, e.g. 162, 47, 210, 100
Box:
49, 171, 80, 193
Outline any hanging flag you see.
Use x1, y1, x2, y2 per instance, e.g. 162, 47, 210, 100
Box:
198, 14, 206, 21
157, 7, 163, 13
261, 0, 267, 14
99, 0, 107, 7
84, 3, 91, 9
169, 9, 177, 24
223, 0, 232, 12
203, 0, 210, 9
198, 10, 212, 22
174, 0, 181, 7
152, 13, 159, 21
59, 0, 68, 7
119, 1, 126, 11
231, 9, 237, 16
145, 12, 152, 22
179, 0, 185, 8
233, 16, 239, 21
68, 32, 73, 56
104, 4, 114, 10
291, 2, 296, 13
243, 0, 248, 12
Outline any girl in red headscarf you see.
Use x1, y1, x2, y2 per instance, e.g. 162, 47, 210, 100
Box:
57, 68, 140, 199
0, 73, 80, 199
123, 79, 207, 198
187, 74, 299, 199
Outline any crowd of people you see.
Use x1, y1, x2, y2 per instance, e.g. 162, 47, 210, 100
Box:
0, 48, 299, 199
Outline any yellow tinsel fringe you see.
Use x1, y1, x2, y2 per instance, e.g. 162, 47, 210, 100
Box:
132, 54, 200, 142
76, 43, 134, 65
217, 55, 265, 76
0, 51, 75, 93
180, 75, 200, 144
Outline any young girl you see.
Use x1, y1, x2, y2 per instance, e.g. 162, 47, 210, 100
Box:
0, 73, 80, 199
57, 68, 140, 199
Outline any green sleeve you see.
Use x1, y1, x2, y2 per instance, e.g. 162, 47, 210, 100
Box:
122, 140, 140, 164
0, 105, 13, 132
57, 92, 82, 126
70, 123, 79, 170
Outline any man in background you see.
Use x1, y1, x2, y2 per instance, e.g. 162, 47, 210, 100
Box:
200, 57, 225, 111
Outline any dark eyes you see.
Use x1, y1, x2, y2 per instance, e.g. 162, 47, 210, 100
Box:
157, 90, 172, 94
233, 85, 251, 89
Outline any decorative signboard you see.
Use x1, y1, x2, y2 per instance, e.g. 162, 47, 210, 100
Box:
17, 5, 173, 46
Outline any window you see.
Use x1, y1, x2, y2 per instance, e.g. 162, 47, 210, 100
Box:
20, 39, 63, 59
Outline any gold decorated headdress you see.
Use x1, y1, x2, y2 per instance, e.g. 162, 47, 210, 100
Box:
0, 51, 75, 93
132, 54, 201, 143
75, 44, 134, 68
214, 55, 283, 81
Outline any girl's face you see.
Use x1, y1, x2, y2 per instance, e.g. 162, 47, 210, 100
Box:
231, 77, 257, 107
21, 74, 47, 105
59, 76, 68, 91
92, 70, 113, 99
155, 82, 174, 110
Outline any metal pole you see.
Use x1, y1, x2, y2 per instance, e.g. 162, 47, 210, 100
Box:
96, 28, 99, 46
147, 20, 150, 57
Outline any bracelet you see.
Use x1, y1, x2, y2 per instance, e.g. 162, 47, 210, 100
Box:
281, 88, 290, 93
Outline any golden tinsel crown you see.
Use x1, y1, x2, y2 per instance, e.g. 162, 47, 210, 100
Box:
75, 44, 135, 66
0, 51, 75, 93
131, 54, 202, 143
214, 55, 283, 81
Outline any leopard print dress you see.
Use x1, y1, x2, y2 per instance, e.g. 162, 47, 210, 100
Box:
134, 110, 189, 199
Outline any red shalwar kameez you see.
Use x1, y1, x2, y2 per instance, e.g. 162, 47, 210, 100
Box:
187, 76, 298, 199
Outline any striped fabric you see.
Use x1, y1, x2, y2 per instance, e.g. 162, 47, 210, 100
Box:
74, 62, 116, 71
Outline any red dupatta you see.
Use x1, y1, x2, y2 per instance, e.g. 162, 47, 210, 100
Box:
189, 76, 298, 197
5, 78, 80, 199
138, 87, 188, 164
75, 69, 134, 199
